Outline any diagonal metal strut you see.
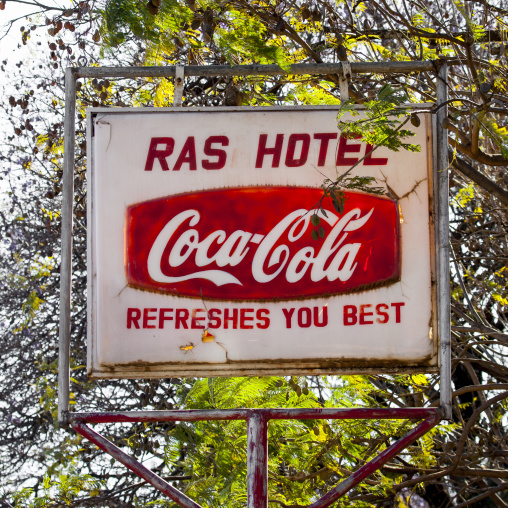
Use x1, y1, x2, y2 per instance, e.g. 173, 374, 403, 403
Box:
72, 421, 204, 508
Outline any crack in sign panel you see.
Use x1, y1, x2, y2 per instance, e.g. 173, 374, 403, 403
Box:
380, 172, 427, 202
178, 295, 230, 361
96, 118, 112, 151
200, 292, 230, 362
116, 284, 128, 298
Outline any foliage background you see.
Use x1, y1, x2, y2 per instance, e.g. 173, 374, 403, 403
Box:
0, 0, 507, 506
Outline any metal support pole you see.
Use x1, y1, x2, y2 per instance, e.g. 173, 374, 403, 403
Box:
174, 65, 184, 106
72, 422, 203, 508
247, 411, 268, 508
436, 62, 452, 420
339, 62, 351, 102
58, 67, 77, 427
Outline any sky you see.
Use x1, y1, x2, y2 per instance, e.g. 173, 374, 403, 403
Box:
1, 1, 67, 161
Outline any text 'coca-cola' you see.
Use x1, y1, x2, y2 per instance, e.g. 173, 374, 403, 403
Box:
125, 187, 400, 301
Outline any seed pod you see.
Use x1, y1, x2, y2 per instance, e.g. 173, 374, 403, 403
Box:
479, 82, 492, 94
274, 17, 285, 33
201, 21, 214, 43
146, 0, 158, 14
410, 113, 420, 127
225, 87, 243, 106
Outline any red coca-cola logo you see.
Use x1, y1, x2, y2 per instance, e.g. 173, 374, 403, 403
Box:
125, 187, 400, 301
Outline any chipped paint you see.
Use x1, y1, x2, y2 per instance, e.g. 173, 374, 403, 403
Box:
201, 330, 215, 342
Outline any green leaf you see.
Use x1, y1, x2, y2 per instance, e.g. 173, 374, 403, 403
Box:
310, 214, 321, 226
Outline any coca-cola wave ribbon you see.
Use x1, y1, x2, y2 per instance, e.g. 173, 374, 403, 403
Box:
125, 187, 400, 301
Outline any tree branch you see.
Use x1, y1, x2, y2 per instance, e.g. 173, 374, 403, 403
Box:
449, 149, 508, 206
449, 138, 508, 167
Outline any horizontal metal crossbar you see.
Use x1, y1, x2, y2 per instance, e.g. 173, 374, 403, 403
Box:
70, 60, 438, 80
68, 407, 440, 424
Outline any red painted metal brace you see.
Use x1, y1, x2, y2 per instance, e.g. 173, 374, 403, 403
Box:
70, 407, 442, 508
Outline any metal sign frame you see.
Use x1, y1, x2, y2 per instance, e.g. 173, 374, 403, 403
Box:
59, 61, 450, 506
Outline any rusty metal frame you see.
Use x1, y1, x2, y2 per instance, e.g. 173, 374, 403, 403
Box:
60, 61, 450, 506
69, 407, 442, 508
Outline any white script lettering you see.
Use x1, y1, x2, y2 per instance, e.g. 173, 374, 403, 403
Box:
146, 208, 374, 286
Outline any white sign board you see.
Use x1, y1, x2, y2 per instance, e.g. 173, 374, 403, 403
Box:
87, 106, 437, 378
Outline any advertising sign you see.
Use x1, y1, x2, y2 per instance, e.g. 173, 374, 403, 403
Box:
88, 106, 437, 378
